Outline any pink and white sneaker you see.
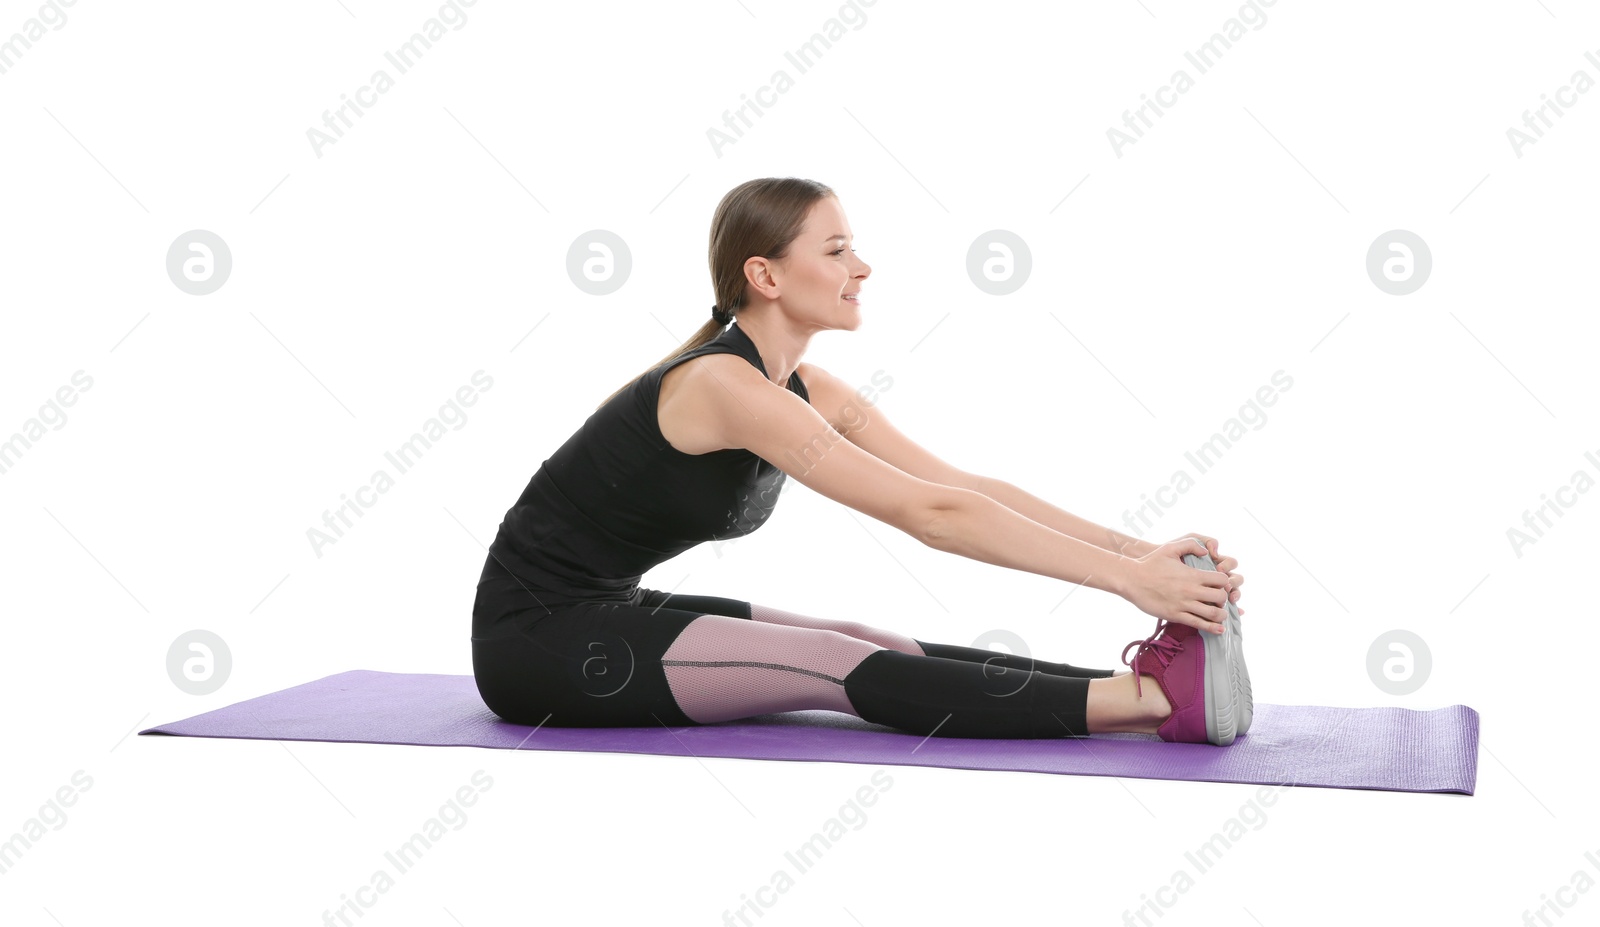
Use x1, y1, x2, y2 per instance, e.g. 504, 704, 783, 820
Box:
1181, 548, 1253, 735
1121, 618, 1240, 746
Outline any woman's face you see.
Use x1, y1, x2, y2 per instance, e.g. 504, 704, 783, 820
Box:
765, 196, 871, 331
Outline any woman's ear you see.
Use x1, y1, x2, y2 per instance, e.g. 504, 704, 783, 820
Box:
743, 255, 779, 298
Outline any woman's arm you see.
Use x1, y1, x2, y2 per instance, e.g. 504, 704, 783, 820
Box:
967, 475, 1157, 559
919, 489, 1227, 633
707, 360, 1139, 598
711, 360, 1229, 632
918, 488, 1140, 597
794, 363, 1160, 560
962, 477, 1241, 607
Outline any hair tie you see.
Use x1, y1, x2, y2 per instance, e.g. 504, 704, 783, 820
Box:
711, 304, 732, 325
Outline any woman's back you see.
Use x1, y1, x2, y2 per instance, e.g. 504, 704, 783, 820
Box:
475, 322, 810, 632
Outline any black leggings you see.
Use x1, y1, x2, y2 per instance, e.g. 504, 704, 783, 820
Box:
473, 570, 1114, 739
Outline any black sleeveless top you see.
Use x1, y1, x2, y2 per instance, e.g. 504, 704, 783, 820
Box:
478, 321, 809, 620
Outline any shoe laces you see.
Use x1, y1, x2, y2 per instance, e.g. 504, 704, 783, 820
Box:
1121, 619, 1181, 700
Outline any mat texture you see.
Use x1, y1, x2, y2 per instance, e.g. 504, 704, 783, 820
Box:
139, 670, 1479, 794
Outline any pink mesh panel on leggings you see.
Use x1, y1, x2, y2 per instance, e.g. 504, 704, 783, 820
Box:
748, 603, 926, 655
660, 614, 883, 723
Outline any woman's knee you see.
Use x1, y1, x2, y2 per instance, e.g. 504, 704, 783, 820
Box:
662, 614, 884, 677
832, 620, 924, 655
658, 615, 883, 722
747, 603, 925, 655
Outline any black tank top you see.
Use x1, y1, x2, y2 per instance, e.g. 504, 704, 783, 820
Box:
482, 321, 810, 611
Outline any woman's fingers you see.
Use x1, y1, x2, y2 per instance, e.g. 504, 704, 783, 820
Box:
1196, 570, 1230, 602
1185, 600, 1227, 634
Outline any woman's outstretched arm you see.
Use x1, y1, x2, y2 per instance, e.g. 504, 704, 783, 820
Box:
959, 476, 1157, 558
796, 362, 1157, 558
778, 362, 1229, 632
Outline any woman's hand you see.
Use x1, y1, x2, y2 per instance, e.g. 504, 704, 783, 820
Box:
1121, 537, 1231, 634
1171, 533, 1245, 614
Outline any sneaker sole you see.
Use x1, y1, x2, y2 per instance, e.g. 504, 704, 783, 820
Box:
1224, 595, 1253, 734
1182, 550, 1247, 744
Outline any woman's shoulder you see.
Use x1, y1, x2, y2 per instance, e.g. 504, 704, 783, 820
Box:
654, 350, 758, 455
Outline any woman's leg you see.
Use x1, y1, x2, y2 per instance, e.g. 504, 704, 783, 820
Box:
472, 594, 1164, 738
472, 599, 706, 728
661, 614, 1170, 737
909, 638, 1122, 679
748, 602, 924, 653
635, 586, 1126, 679
630, 588, 929, 654
638, 585, 1126, 679
746, 601, 1124, 679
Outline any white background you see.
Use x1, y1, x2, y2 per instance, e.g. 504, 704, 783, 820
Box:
2, 0, 1596, 924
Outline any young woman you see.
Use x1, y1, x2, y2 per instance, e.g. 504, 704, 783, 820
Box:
472, 177, 1251, 745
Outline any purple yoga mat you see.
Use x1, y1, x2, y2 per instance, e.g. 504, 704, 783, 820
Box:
140, 670, 1479, 795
